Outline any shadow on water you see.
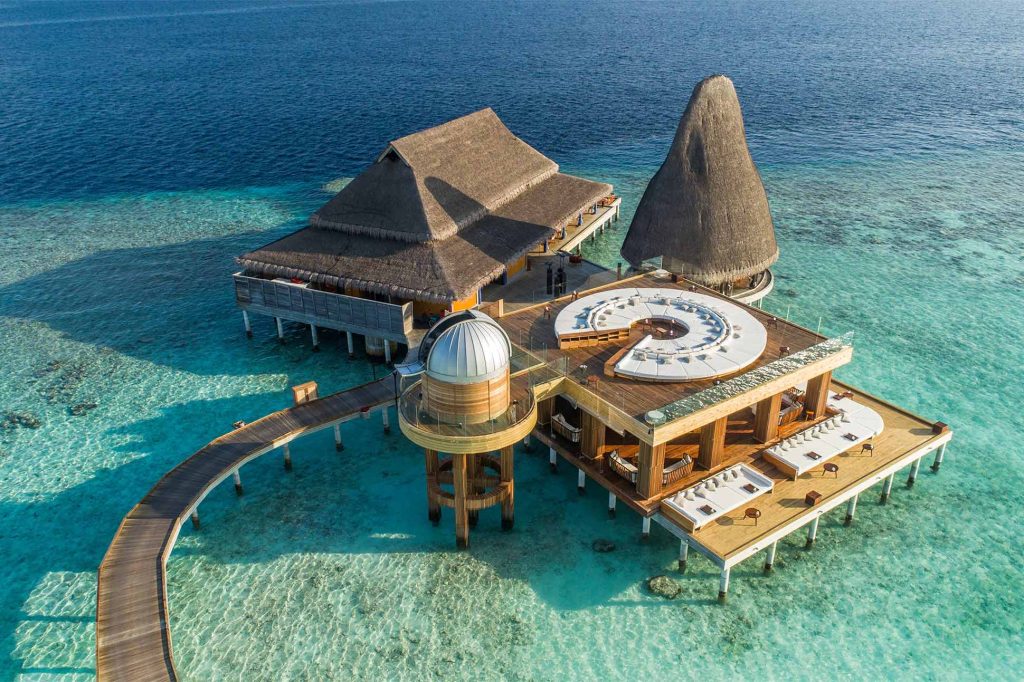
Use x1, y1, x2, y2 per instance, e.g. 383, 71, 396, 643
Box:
0, 228, 323, 377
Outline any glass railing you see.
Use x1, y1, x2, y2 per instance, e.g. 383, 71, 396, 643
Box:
399, 381, 537, 438
657, 332, 854, 423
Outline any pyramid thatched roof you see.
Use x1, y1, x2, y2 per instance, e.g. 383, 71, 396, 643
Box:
620, 75, 778, 285
240, 109, 611, 302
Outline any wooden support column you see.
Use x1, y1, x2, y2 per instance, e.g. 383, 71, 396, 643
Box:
548, 445, 557, 473
466, 455, 480, 528
753, 393, 783, 443
452, 452, 469, 548
580, 411, 606, 459
500, 445, 514, 530
232, 469, 243, 496
880, 473, 895, 504
907, 457, 922, 487
806, 517, 819, 549
310, 324, 319, 351
282, 444, 292, 471
718, 567, 731, 603
804, 371, 832, 419
537, 398, 553, 427
844, 494, 858, 526
381, 407, 390, 434
242, 310, 252, 338
384, 341, 392, 363
577, 468, 586, 495
190, 510, 200, 530
425, 449, 440, 525
333, 424, 343, 452
931, 443, 946, 472
637, 441, 667, 498
678, 540, 689, 572
346, 331, 355, 357
764, 541, 778, 572
698, 416, 728, 470
275, 317, 285, 344
641, 516, 651, 540
607, 491, 617, 518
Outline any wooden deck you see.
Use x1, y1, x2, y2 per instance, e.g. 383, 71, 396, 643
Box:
95, 378, 396, 682
497, 271, 825, 421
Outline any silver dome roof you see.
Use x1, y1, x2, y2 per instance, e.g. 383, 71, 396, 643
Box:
425, 314, 511, 384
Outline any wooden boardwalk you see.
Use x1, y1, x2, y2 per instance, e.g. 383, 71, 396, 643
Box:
95, 378, 396, 682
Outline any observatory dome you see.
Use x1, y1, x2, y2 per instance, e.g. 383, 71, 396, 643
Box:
425, 315, 511, 385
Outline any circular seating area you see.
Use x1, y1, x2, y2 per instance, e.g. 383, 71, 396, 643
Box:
554, 288, 768, 382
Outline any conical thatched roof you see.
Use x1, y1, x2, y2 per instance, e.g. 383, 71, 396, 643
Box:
620, 75, 778, 285
239, 109, 611, 303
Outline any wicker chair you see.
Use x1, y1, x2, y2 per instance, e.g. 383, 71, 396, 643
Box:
662, 455, 694, 486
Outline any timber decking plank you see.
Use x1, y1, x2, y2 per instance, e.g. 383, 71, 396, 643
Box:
96, 377, 395, 681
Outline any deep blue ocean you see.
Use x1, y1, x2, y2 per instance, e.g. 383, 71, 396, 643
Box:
1, 1, 1023, 679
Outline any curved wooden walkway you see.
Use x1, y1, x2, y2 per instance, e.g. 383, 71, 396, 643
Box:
95, 377, 396, 681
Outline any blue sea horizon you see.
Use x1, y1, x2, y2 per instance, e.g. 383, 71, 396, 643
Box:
1, 0, 1022, 679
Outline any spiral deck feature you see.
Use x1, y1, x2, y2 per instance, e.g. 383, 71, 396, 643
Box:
554, 288, 768, 382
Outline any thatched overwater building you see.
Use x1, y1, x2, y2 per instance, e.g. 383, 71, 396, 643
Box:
234, 108, 615, 357
621, 75, 778, 304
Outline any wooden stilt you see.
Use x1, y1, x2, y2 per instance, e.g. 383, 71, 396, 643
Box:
607, 491, 617, 518
523, 434, 533, 452
333, 424, 343, 451
577, 468, 586, 495
384, 341, 392, 363
764, 541, 777, 572
425, 449, 440, 525
718, 567, 730, 603
931, 443, 946, 472
805, 517, 819, 549
880, 473, 895, 504
549, 446, 557, 473
678, 540, 689, 572
641, 516, 651, 541
844, 494, 858, 526
500, 445, 514, 530
381, 408, 390, 434
310, 324, 319, 352
232, 469, 243, 496
275, 317, 285, 344
190, 511, 200, 530
466, 455, 480, 528
283, 444, 292, 471
346, 331, 355, 358
453, 453, 469, 548
907, 457, 922, 488
242, 310, 252, 338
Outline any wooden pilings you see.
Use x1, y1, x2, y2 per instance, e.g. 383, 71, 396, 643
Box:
242, 310, 252, 338
346, 331, 355, 358
549, 446, 557, 473
641, 516, 651, 541
880, 473, 895, 504
607, 491, 617, 518
384, 340, 392, 363
844, 494, 858, 526
718, 567, 731, 603
334, 424, 343, 451
190, 511, 200, 530
425, 449, 441, 525
310, 324, 319, 352
232, 469, 243, 496
452, 452, 469, 549
466, 456, 480, 528
931, 443, 946, 472
907, 457, 922, 487
805, 517, 819, 549
580, 411, 605, 460
382, 407, 390, 434
500, 445, 514, 530
764, 541, 778, 572
275, 317, 285, 344
282, 444, 292, 471
678, 540, 689, 572
577, 468, 586, 495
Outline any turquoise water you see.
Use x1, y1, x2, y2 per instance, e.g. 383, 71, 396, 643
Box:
2, 149, 1022, 679
3, 0, 1024, 678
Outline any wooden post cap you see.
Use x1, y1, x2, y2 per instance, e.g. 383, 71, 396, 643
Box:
932, 421, 949, 434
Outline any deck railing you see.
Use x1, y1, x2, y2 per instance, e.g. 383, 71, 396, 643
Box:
233, 272, 413, 342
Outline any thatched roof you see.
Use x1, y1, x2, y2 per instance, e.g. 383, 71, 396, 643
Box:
620, 75, 778, 285
239, 111, 611, 302
310, 108, 561, 243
